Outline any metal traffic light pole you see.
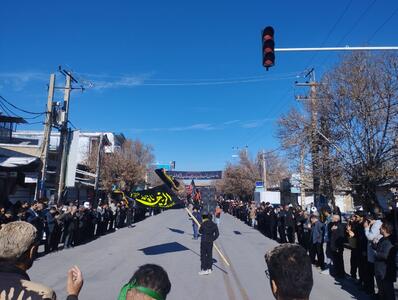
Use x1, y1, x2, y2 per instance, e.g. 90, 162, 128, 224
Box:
275, 46, 398, 52
262, 25, 398, 208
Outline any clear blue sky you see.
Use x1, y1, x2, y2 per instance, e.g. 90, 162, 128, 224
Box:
1, 0, 397, 170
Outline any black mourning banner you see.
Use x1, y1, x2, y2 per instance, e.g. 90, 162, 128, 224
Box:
130, 185, 182, 208
167, 171, 222, 180
154, 168, 181, 191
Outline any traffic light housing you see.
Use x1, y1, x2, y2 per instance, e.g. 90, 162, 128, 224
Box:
262, 26, 275, 70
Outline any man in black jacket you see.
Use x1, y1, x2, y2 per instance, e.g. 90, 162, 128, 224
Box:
285, 205, 295, 243
373, 221, 396, 300
198, 213, 219, 275
329, 214, 346, 278
44, 207, 59, 253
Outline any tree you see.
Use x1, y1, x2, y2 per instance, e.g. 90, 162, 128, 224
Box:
86, 138, 154, 192
318, 52, 398, 211
277, 107, 315, 205
216, 150, 289, 201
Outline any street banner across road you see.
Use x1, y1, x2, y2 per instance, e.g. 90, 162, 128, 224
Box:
168, 171, 222, 180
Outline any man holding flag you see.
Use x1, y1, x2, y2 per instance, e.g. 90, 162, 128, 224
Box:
130, 168, 228, 272
198, 213, 219, 275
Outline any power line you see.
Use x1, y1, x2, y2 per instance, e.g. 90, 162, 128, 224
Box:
337, 0, 377, 46
68, 120, 78, 130
244, 88, 293, 146
87, 72, 300, 89
305, 0, 353, 68
25, 121, 44, 125
367, 6, 398, 42
0, 95, 45, 115
0, 101, 21, 118
315, 0, 378, 72
139, 76, 295, 86
23, 113, 46, 120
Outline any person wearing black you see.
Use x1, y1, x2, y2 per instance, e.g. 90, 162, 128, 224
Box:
270, 207, 278, 241
277, 207, 287, 243
354, 213, 368, 290
198, 213, 219, 275
373, 221, 396, 300
45, 207, 59, 253
61, 206, 78, 249
309, 214, 325, 270
26, 202, 45, 242
346, 216, 359, 280
285, 205, 295, 244
295, 209, 306, 248
329, 214, 346, 278
263, 204, 271, 237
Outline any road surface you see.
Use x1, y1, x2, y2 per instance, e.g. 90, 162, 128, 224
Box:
30, 209, 371, 299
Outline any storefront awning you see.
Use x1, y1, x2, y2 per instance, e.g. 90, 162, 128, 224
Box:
0, 156, 39, 169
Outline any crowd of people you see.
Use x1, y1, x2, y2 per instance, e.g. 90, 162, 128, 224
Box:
1, 195, 396, 299
0, 219, 313, 300
0, 198, 149, 255
222, 199, 397, 299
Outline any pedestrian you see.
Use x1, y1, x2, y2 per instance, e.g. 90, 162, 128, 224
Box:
363, 214, 383, 295
26, 202, 45, 242
215, 205, 222, 226
60, 206, 78, 249
192, 207, 202, 240
265, 244, 313, 300
118, 264, 171, 300
249, 202, 257, 228
285, 205, 295, 243
44, 206, 58, 253
295, 209, 306, 247
198, 213, 219, 275
309, 214, 326, 270
0, 221, 83, 300
373, 221, 396, 300
277, 207, 287, 243
329, 214, 346, 278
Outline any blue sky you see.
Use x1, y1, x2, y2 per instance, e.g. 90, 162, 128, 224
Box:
1, 0, 397, 170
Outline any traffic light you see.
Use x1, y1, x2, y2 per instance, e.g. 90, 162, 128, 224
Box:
262, 26, 275, 70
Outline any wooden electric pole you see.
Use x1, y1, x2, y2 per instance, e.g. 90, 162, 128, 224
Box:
296, 69, 321, 208
261, 150, 267, 190
300, 145, 306, 208
94, 133, 104, 201
57, 72, 72, 203
37, 73, 56, 200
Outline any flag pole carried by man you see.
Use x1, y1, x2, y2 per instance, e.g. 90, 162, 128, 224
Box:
130, 168, 230, 268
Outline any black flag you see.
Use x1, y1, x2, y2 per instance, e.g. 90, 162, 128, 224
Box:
155, 168, 181, 191
130, 184, 182, 208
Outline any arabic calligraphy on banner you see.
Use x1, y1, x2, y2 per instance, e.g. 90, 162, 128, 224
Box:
130, 185, 179, 208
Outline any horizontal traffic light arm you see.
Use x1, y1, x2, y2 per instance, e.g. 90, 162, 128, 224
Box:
275, 46, 398, 52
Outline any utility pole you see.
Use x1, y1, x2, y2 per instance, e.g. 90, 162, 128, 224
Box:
261, 150, 267, 191
300, 146, 306, 208
94, 133, 103, 200
37, 74, 56, 201
57, 72, 72, 203
296, 69, 321, 208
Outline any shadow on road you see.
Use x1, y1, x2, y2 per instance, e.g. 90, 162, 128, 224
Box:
139, 242, 189, 255
323, 275, 372, 300
168, 227, 185, 234
188, 248, 228, 274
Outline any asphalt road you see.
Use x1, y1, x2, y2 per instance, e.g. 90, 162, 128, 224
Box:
30, 209, 372, 300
